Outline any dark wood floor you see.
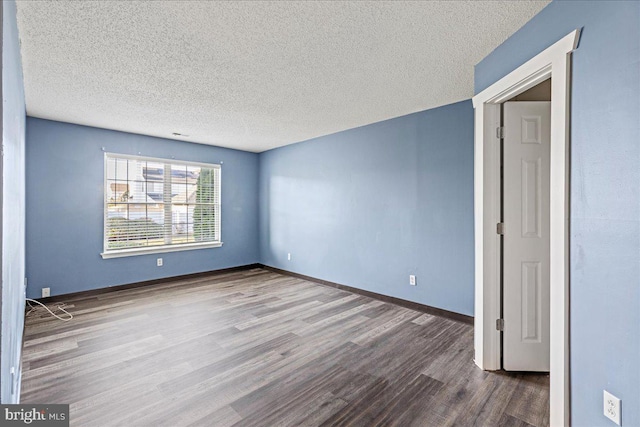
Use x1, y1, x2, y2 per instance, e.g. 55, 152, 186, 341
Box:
21, 268, 549, 426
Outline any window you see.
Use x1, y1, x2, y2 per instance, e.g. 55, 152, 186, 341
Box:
101, 153, 221, 258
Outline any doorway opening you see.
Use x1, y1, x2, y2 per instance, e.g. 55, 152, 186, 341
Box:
472, 30, 580, 426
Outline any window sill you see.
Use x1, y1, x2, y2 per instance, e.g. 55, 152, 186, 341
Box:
101, 242, 223, 259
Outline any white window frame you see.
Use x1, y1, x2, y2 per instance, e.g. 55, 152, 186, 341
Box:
472, 30, 580, 426
101, 153, 222, 259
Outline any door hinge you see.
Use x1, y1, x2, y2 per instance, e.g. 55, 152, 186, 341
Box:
496, 126, 505, 139
496, 319, 504, 331
496, 222, 505, 235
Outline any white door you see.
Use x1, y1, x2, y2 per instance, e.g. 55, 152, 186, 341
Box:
503, 101, 551, 372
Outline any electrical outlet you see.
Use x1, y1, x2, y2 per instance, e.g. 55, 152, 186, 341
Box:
604, 390, 621, 425
409, 275, 416, 286
287, 253, 291, 261
42, 287, 50, 298
157, 258, 163, 267
10, 367, 15, 395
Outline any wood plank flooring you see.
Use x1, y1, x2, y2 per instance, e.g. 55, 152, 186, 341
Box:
21, 268, 549, 426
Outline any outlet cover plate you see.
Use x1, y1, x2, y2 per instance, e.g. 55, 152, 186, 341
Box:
409, 275, 416, 286
604, 390, 621, 425
157, 258, 163, 267
42, 287, 50, 298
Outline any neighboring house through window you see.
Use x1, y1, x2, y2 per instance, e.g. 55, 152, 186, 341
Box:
101, 153, 221, 258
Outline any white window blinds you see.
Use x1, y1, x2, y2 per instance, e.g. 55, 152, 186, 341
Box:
102, 154, 221, 258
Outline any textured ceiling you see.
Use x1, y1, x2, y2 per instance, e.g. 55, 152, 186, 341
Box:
16, 1, 549, 152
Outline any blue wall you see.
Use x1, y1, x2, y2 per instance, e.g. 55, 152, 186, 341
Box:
1, 0, 26, 403
259, 100, 474, 316
25, 118, 259, 299
476, 1, 640, 425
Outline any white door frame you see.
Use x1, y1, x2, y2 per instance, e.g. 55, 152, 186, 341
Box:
472, 29, 580, 426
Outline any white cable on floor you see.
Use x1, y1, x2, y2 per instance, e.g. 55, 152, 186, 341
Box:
26, 298, 73, 322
